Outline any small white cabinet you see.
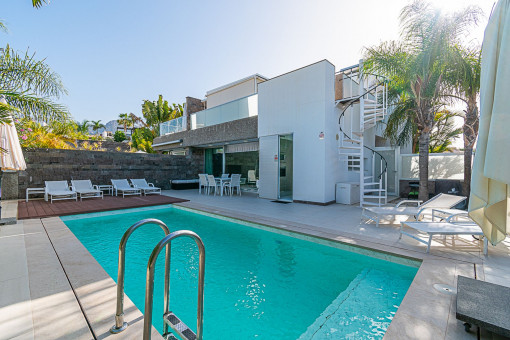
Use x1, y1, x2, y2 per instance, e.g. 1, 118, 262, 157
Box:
336, 182, 360, 204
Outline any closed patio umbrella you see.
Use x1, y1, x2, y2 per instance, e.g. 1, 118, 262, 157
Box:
468, 0, 510, 245
0, 96, 26, 171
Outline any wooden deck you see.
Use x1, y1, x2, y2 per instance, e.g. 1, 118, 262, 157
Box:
18, 195, 188, 220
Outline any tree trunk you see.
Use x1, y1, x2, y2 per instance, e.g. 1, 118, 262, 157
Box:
418, 131, 430, 201
462, 99, 479, 198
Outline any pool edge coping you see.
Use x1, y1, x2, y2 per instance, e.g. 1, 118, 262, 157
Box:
48, 203, 480, 339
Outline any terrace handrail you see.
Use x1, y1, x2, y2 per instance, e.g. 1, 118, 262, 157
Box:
110, 219, 171, 335
143, 230, 205, 340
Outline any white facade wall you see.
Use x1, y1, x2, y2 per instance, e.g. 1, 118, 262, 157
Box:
257, 60, 341, 203
206, 77, 264, 109
400, 153, 464, 180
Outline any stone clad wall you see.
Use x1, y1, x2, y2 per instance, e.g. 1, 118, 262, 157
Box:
13, 148, 204, 199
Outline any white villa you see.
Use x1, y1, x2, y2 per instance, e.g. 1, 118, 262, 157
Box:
153, 60, 409, 206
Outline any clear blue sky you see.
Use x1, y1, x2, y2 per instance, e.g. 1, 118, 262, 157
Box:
3, 0, 494, 123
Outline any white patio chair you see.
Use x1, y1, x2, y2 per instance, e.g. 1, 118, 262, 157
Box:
206, 175, 219, 195
219, 174, 231, 195
45, 181, 77, 203
111, 179, 142, 198
362, 193, 466, 227
198, 174, 208, 194
228, 174, 242, 196
130, 179, 161, 195
71, 180, 103, 201
247, 170, 257, 184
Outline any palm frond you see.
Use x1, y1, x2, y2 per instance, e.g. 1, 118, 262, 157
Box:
32, 0, 49, 9
1, 91, 69, 123
0, 20, 8, 33
0, 45, 67, 98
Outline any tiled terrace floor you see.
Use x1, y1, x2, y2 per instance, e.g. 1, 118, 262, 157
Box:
1, 191, 509, 339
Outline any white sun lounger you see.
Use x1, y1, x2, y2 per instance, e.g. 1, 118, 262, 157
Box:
362, 193, 467, 227
400, 215, 488, 254
71, 180, 103, 201
130, 179, 161, 195
111, 179, 142, 198
45, 181, 78, 203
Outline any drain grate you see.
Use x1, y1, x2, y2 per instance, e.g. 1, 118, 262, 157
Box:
433, 283, 457, 295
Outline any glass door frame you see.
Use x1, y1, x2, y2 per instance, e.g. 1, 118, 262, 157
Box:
278, 133, 293, 201
374, 146, 399, 196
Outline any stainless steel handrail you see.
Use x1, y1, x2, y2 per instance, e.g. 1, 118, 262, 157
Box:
143, 230, 205, 340
110, 219, 171, 334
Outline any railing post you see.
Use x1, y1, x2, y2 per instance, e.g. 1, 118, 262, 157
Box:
143, 230, 205, 340
110, 219, 171, 335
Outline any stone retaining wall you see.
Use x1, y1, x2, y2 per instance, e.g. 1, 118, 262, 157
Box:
3, 148, 204, 199
75, 139, 131, 152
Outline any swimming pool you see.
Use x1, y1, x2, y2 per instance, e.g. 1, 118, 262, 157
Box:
62, 205, 419, 339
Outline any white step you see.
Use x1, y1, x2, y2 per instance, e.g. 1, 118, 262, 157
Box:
364, 109, 384, 114
363, 188, 387, 193
364, 176, 373, 180
343, 138, 361, 144
352, 131, 363, 136
339, 145, 361, 150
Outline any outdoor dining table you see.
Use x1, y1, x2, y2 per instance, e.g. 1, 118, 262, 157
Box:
215, 177, 231, 196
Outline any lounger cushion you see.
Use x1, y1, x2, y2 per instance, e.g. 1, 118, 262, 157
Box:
48, 191, 76, 196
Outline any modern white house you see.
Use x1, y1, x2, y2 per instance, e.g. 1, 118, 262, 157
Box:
153, 60, 403, 206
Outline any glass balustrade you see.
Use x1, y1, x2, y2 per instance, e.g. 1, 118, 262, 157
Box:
191, 94, 258, 130
159, 116, 185, 136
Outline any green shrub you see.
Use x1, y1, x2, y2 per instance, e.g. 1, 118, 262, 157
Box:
113, 130, 126, 142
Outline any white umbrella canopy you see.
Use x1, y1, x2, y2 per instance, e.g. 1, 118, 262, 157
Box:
468, 0, 510, 246
0, 96, 27, 171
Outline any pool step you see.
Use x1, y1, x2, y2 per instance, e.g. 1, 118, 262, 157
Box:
298, 269, 389, 339
163, 312, 197, 340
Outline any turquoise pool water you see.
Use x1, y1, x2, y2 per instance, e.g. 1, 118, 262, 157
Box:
62, 205, 418, 339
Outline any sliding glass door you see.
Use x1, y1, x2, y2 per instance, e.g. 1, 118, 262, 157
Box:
278, 134, 293, 201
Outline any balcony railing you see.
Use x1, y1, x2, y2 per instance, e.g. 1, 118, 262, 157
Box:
160, 116, 185, 136
191, 94, 258, 130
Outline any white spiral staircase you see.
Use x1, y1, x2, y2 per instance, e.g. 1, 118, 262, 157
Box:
335, 61, 388, 207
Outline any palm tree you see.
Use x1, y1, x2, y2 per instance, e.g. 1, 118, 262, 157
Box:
364, 0, 481, 201
444, 47, 481, 197
0, 22, 69, 125
429, 110, 462, 153
90, 120, 106, 135
117, 113, 133, 133
141, 95, 184, 135
76, 120, 90, 134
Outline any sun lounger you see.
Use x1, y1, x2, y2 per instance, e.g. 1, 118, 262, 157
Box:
399, 218, 487, 254
362, 193, 466, 227
111, 179, 142, 198
45, 181, 77, 203
130, 179, 161, 195
71, 180, 103, 201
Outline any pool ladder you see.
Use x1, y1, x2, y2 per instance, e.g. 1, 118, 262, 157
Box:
109, 219, 205, 340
